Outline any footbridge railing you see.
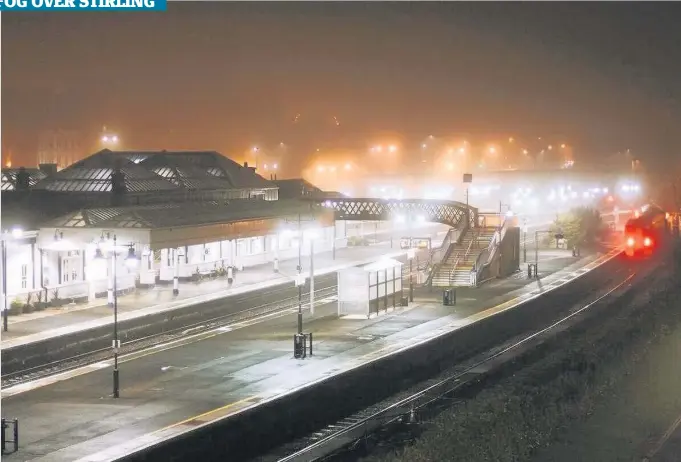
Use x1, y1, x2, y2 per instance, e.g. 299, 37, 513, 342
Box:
315, 198, 478, 230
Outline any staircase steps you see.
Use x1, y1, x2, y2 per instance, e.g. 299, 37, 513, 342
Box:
431, 227, 498, 287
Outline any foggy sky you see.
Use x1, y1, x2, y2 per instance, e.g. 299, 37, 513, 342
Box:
3, 2, 681, 172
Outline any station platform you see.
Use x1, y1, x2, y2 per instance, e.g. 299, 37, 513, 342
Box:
0, 247, 621, 462
0, 240, 429, 350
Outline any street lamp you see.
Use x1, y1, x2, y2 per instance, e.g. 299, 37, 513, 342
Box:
94, 235, 138, 399
522, 219, 528, 263
305, 229, 320, 316
407, 248, 416, 302
499, 202, 512, 229
101, 134, 119, 146
2, 227, 23, 332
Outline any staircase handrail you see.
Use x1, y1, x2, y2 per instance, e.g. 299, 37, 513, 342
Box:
429, 226, 460, 263
473, 218, 512, 286
449, 231, 477, 284
426, 225, 466, 287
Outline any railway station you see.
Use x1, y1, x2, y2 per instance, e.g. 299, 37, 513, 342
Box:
0, 150, 448, 307
1, 152, 644, 462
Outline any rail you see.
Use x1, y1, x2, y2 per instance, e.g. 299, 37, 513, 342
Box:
276, 260, 632, 462
2, 286, 338, 388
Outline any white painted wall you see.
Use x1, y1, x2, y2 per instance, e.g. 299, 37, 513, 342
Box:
1, 220, 447, 306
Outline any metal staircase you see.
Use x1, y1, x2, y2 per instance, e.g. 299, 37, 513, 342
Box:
431, 226, 497, 287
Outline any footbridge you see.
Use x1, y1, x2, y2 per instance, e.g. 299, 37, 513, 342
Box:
314, 197, 478, 230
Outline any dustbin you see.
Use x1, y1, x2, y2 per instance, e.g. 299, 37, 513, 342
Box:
401, 296, 409, 307
443, 289, 456, 306
293, 334, 306, 359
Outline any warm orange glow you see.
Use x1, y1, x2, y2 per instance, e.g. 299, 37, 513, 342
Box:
488, 146, 496, 154
643, 237, 652, 247
560, 143, 566, 149
627, 237, 635, 247
5, 160, 11, 168
508, 137, 514, 143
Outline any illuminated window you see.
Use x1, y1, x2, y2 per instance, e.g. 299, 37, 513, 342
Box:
21, 264, 28, 289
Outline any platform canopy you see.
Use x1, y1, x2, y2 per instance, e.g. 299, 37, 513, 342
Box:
41, 199, 334, 250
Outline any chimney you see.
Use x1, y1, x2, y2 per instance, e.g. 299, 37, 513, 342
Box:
39, 163, 58, 176
15, 167, 30, 191
111, 168, 127, 206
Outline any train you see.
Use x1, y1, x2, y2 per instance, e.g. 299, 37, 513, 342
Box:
624, 204, 669, 257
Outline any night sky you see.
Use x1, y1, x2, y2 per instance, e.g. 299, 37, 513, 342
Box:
3, 2, 681, 173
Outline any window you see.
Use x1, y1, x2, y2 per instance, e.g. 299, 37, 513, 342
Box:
251, 238, 262, 255
62, 259, 70, 283
21, 264, 28, 289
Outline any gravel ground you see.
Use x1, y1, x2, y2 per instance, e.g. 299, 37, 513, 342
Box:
531, 279, 681, 461
359, 251, 681, 462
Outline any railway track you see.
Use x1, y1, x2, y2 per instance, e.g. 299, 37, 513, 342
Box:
2, 285, 338, 389
265, 261, 659, 462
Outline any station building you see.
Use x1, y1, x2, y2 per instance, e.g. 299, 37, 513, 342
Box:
0, 150, 405, 308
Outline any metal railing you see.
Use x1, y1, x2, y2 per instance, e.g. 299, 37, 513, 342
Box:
472, 218, 512, 286
448, 229, 478, 285
425, 226, 464, 287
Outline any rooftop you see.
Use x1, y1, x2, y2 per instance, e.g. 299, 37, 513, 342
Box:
46, 199, 325, 229
1, 168, 47, 191
33, 150, 275, 194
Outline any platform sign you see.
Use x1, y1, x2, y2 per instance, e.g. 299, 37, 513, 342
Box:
463, 173, 473, 184
400, 237, 431, 250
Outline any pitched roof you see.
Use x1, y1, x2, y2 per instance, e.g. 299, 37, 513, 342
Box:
45, 199, 322, 229
32, 149, 275, 193
1, 168, 47, 191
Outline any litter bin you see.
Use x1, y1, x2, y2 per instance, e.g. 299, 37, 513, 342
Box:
443, 289, 456, 306
401, 296, 409, 307
293, 334, 306, 359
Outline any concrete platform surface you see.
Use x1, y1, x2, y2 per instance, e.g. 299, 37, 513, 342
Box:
0, 249, 620, 462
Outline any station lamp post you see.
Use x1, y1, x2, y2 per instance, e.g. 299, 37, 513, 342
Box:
283, 214, 319, 359
407, 248, 416, 302
522, 218, 528, 263
94, 234, 139, 398
1, 227, 24, 332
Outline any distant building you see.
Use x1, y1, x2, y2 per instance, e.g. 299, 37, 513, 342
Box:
37, 129, 86, 170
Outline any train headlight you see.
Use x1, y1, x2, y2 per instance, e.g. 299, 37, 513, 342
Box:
627, 237, 635, 247
643, 237, 652, 247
